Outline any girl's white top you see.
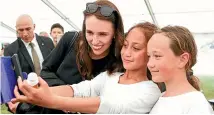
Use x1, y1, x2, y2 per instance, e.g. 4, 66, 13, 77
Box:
27, 72, 38, 86
150, 91, 213, 114
71, 71, 161, 114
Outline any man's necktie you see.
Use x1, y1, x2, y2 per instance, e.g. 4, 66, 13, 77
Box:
29, 42, 41, 75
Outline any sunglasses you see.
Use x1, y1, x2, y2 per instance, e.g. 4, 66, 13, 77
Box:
85, 3, 115, 17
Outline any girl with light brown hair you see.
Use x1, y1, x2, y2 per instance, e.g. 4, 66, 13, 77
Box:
147, 25, 213, 114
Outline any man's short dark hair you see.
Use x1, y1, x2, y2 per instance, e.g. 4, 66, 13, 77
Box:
50, 23, 64, 33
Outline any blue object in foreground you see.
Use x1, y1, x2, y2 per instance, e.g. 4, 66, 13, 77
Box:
0, 56, 27, 104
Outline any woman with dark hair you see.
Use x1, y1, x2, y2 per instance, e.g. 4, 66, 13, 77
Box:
41, 0, 125, 86
9, 0, 125, 114
12, 22, 161, 113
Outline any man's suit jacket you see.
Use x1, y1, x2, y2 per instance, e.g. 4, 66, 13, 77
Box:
4, 34, 54, 74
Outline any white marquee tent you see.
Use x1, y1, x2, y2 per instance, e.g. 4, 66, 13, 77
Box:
0, 0, 214, 76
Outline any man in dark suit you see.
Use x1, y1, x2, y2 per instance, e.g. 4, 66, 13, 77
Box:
4, 14, 54, 113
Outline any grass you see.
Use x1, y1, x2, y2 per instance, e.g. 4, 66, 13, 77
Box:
199, 76, 214, 100
0, 76, 213, 113
0, 104, 11, 114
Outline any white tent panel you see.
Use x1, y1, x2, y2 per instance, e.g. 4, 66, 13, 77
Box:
49, 0, 152, 32
150, 0, 214, 33
0, 26, 16, 43
193, 34, 214, 76
122, 14, 153, 32
0, 0, 76, 35
48, 0, 87, 30
150, 0, 214, 13
106, 0, 152, 31
1, 0, 214, 34
155, 12, 214, 33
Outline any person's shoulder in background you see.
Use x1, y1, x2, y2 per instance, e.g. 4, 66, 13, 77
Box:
4, 39, 19, 56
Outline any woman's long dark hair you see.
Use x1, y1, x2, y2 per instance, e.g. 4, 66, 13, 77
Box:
75, 0, 125, 79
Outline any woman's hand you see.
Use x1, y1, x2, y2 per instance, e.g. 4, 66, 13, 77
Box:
11, 76, 56, 108
7, 102, 19, 113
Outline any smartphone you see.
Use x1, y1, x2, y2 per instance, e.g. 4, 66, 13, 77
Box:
11, 54, 24, 80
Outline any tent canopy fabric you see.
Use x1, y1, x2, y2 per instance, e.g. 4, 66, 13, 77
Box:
1, 0, 214, 38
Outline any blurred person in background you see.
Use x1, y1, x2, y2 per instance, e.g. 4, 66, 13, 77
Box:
0, 43, 10, 56
50, 23, 64, 47
0, 43, 4, 56
39, 31, 49, 38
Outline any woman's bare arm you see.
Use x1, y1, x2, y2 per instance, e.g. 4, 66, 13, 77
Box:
52, 96, 100, 113
50, 85, 74, 97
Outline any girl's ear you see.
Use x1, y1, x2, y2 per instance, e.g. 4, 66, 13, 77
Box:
178, 52, 189, 69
